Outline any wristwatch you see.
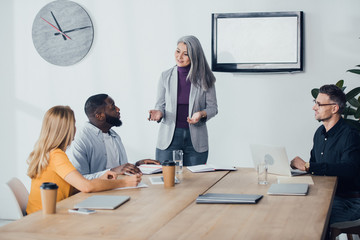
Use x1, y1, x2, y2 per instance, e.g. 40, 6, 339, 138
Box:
304, 162, 310, 172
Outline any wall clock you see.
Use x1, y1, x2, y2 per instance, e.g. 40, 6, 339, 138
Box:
32, 0, 94, 66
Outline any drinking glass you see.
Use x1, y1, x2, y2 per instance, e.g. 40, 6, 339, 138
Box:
173, 150, 183, 175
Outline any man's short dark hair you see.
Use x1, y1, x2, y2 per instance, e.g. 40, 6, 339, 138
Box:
319, 84, 346, 114
84, 94, 108, 117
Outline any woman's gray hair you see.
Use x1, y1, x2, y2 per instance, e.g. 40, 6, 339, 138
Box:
177, 35, 216, 90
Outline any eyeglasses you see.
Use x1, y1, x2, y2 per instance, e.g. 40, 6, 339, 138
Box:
313, 99, 337, 108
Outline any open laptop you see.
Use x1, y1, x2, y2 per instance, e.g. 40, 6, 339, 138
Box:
74, 195, 130, 210
250, 144, 306, 177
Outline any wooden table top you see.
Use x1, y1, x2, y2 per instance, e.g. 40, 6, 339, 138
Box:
0, 168, 228, 240
150, 168, 337, 240
0, 168, 337, 240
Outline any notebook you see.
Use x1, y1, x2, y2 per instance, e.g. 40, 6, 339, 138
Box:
187, 164, 237, 173
196, 193, 263, 204
250, 144, 307, 177
267, 183, 309, 196
74, 195, 130, 209
138, 164, 162, 174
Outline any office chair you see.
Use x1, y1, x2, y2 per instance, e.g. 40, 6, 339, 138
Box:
0, 177, 29, 221
330, 219, 360, 240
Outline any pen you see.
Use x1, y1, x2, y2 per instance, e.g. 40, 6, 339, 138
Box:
124, 172, 133, 176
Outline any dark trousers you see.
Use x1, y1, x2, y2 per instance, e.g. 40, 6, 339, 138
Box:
156, 128, 208, 166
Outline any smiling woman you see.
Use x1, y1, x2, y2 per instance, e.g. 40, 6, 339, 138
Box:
32, 0, 94, 66
148, 35, 218, 166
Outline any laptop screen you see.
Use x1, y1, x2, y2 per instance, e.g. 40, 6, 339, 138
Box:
250, 144, 292, 176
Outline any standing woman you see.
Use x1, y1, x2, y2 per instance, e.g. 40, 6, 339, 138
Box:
149, 35, 218, 166
26, 106, 140, 214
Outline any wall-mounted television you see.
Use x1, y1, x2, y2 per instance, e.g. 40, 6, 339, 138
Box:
211, 11, 303, 73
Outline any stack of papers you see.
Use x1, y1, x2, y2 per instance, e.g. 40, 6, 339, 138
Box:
196, 193, 263, 204
187, 164, 237, 173
139, 164, 162, 174
115, 182, 148, 190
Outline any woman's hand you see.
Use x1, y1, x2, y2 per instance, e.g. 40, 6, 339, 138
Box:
100, 171, 118, 180
148, 110, 163, 122
123, 174, 142, 187
187, 111, 206, 124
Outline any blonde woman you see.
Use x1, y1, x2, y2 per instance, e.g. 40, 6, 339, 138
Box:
26, 106, 141, 214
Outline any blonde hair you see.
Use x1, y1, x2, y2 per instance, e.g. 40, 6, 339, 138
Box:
27, 106, 76, 179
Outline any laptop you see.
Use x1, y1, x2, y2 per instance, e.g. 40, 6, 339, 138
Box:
250, 144, 306, 177
267, 183, 309, 196
196, 193, 263, 204
74, 195, 130, 210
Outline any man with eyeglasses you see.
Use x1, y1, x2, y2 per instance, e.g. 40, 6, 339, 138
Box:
291, 84, 360, 226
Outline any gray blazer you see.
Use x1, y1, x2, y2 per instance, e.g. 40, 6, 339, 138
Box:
154, 66, 218, 152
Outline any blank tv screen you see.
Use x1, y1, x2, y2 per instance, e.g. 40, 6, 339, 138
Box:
212, 12, 303, 72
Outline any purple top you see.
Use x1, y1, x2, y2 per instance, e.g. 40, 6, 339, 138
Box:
176, 65, 191, 128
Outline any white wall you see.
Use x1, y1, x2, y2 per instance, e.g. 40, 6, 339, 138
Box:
1, 0, 360, 190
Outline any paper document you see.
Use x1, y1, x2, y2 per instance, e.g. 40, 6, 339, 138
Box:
139, 164, 162, 174
277, 176, 314, 185
187, 164, 237, 173
149, 176, 180, 185
115, 182, 148, 190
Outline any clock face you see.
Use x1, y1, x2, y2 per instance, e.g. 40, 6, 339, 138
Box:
32, 0, 94, 66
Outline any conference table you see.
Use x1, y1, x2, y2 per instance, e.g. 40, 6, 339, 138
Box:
0, 168, 337, 240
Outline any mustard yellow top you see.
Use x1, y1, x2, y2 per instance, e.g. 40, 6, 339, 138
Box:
26, 149, 76, 214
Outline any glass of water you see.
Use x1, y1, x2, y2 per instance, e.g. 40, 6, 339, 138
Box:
173, 150, 183, 175
257, 162, 268, 185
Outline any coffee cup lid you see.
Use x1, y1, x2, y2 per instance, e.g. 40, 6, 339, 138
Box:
162, 160, 176, 166
40, 182, 59, 190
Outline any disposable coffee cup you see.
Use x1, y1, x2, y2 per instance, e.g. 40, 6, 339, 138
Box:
162, 160, 176, 188
40, 182, 58, 214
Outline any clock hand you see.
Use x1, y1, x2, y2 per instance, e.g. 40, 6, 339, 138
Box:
41, 17, 72, 40
51, 11, 66, 41
54, 26, 92, 36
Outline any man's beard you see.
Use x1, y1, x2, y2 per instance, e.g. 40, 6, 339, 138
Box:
105, 114, 122, 127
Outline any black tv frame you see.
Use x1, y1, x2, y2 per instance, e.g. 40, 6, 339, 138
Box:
211, 11, 303, 73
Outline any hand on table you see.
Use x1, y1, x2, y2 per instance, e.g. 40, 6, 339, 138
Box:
135, 159, 160, 166
290, 156, 306, 171
123, 174, 142, 187
111, 163, 142, 175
